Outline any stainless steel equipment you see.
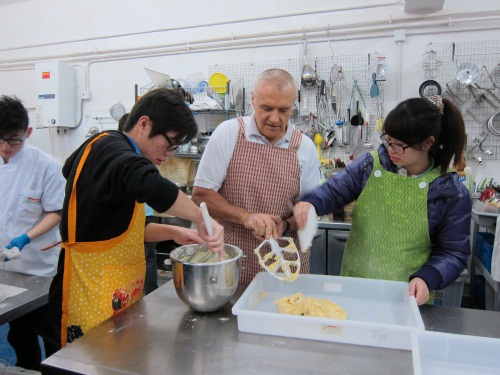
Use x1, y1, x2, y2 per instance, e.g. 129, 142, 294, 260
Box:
196, 131, 212, 153
41, 280, 500, 375
169, 243, 242, 312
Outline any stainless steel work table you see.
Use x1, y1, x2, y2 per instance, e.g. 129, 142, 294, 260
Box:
0, 270, 52, 325
41, 280, 500, 375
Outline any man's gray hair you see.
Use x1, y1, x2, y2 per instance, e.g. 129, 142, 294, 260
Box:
255, 68, 297, 91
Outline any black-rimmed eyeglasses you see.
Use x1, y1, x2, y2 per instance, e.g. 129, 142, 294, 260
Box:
162, 133, 180, 152
0, 130, 27, 146
379, 134, 413, 154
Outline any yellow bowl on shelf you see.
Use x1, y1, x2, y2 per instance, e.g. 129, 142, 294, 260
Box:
209, 72, 229, 94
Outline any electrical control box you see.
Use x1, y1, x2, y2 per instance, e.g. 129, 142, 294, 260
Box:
35, 61, 76, 128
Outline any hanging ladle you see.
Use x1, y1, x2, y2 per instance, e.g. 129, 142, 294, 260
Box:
301, 64, 318, 89
300, 40, 317, 89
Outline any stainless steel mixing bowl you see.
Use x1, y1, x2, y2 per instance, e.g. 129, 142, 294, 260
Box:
169, 244, 242, 312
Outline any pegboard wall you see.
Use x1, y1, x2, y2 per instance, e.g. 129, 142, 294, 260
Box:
208, 53, 386, 165
422, 40, 500, 163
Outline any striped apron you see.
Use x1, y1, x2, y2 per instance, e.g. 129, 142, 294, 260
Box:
218, 117, 310, 284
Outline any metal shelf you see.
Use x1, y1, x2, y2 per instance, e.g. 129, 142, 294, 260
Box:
191, 109, 236, 115
173, 152, 202, 159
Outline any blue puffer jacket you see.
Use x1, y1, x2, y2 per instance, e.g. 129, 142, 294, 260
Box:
301, 145, 472, 291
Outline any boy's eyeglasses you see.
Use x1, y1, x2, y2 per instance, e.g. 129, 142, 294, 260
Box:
0, 130, 27, 146
162, 133, 180, 152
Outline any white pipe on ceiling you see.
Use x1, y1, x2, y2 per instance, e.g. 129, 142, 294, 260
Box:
2, 11, 499, 72
0, 0, 405, 53
0, 8, 498, 78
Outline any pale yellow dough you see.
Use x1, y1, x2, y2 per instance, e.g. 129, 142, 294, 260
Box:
276, 292, 347, 319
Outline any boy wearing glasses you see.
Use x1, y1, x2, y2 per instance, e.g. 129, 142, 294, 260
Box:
48, 88, 224, 350
0, 95, 65, 370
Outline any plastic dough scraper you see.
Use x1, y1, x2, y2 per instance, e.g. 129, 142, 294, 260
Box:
254, 236, 301, 281
297, 205, 318, 251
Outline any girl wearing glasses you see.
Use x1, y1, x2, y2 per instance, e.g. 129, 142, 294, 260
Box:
294, 96, 471, 305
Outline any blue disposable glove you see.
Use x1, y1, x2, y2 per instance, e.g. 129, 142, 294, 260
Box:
6, 234, 31, 251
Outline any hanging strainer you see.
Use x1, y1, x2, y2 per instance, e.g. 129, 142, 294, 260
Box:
486, 112, 500, 136
110, 103, 126, 121
456, 62, 481, 85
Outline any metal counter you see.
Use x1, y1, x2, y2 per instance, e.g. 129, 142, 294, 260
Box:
41, 280, 500, 375
317, 216, 351, 230
0, 270, 52, 325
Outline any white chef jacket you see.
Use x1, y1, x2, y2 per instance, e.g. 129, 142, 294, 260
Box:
194, 115, 320, 197
0, 143, 65, 277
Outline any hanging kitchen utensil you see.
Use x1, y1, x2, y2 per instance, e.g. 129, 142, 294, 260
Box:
301, 64, 318, 89
300, 40, 317, 89
456, 62, 481, 85
375, 101, 384, 132
110, 103, 126, 121
330, 64, 340, 85
335, 117, 344, 146
493, 63, 500, 86
419, 80, 442, 99
486, 111, 500, 136
350, 99, 363, 126
473, 67, 500, 104
363, 114, 373, 148
370, 73, 379, 97
350, 82, 365, 127
313, 132, 326, 164
444, 82, 483, 125
254, 236, 301, 282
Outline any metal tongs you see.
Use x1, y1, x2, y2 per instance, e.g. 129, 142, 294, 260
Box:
254, 236, 300, 282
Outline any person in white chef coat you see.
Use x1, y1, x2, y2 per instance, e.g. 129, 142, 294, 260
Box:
0, 95, 65, 370
192, 69, 320, 284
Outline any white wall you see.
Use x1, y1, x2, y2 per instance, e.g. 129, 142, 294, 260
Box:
0, 0, 499, 181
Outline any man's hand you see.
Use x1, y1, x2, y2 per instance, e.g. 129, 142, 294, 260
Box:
243, 213, 279, 241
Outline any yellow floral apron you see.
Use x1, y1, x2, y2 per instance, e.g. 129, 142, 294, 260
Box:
61, 133, 146, 346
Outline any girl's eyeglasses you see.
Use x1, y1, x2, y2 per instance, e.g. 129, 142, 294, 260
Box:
379, 134, 412, 154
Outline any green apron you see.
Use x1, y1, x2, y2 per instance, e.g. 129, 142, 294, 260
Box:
341, 151, 441, 288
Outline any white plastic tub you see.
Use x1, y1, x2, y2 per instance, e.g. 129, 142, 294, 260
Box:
232, 272, 424, 350
412, 331, 500, 375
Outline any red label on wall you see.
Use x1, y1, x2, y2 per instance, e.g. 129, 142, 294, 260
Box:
42, 71, 50, 79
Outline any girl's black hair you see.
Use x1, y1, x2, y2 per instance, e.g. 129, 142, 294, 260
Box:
382, 97, 466, 175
